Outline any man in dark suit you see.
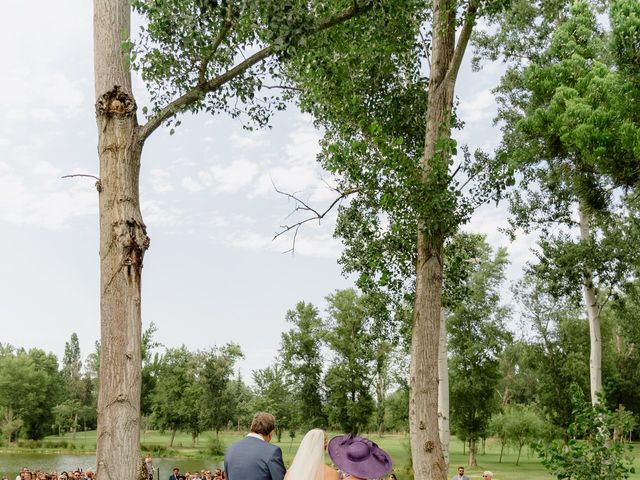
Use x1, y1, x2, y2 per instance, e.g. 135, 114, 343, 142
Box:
224, 412, 286, 480
169, 467, 180, 480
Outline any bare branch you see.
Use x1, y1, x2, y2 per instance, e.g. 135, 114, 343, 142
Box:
273, 184, 360, 254
260, 84, 304, 92
61, 174, 101, 181
62, 173, 102, 192
139, 0, 374, 143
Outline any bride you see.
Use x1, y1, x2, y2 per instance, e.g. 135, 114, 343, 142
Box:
285, 429, 339, 480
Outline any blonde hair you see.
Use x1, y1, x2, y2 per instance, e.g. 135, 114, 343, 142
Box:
287, 429, 327, 480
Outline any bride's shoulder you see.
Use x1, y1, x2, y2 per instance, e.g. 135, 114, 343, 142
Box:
323, 464, 340, 480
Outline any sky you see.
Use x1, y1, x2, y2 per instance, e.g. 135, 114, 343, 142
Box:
0, 2, 537, 379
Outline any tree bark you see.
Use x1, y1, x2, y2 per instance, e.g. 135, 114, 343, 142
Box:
409, 0, 456, 479
170, 427, 177, 448
94, 2, 148, 480
578, 202, 601, 405
468, 438, 477, 467
438, 309, 450, 469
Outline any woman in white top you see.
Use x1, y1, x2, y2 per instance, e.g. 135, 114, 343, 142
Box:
285, 429, 339, 480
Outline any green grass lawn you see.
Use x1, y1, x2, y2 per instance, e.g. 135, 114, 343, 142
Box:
35, 430, 640, 480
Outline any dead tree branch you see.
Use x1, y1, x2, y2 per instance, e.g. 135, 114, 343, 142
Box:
62, 173, 102, 192
273, 183, 359, 254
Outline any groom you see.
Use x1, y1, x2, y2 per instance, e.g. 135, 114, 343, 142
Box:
224, 411, 286, 480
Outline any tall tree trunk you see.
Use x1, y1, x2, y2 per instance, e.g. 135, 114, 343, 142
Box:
410, 235, 446, 480
468, 438, 477, 467
94, 2, 148, 480
170, 427, 177, 447
409, 0, 456, 478
72, 413, 78, 441
578, 202, 601, 404
438, 309, 450, 469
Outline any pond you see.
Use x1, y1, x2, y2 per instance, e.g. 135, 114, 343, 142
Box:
0, 453, 224, 478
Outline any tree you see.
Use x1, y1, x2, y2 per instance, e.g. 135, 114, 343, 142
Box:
150, 346, 200, 447
0, 347, 62, 439
324, 289, 376, 434
510, 273, 590, 431
0, 407, 23, 443
228, 372, 255, 431
488, 0, 639, 405
280, 302, 326, 429
490, 405, 546, 466
59, 333, 86, 439
447, 241, 511, 466
279, 0, 517, 474
600, 279, 640, 429
62, 333, 83, 400
141, 322, 162, 418
252, 360, 296, 442
91, 1, 378, 477
535, 386, 635, 480
199, 343, 244, 437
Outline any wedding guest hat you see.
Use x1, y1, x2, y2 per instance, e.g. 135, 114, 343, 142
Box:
328, 434, 393, 478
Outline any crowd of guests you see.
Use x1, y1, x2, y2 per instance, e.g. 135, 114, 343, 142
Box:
5, 467, 98, 480
169, 468, 225, 480
5, 466, 229, 480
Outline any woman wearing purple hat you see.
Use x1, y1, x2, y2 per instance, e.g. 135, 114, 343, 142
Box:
327, 434, 393, 480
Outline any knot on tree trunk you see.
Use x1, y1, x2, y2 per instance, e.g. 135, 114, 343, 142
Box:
115, 220, 150, 272
97, 86, 136, 116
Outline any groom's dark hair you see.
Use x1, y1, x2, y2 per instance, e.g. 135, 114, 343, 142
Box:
250, 412, 276, 436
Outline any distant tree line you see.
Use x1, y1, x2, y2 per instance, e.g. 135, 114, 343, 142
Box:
2, 255, 640, 462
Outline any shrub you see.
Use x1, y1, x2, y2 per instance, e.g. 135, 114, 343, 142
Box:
142, 443, 172, 456
534, 385, 636, 480
17, 439, 43, 449
206, 436, 226, 457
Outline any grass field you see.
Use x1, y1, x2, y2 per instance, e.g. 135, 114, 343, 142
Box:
19, 430, 638, 480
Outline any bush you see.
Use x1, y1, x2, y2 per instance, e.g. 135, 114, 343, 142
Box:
206, 437, 226, 457
17, 439, 43, 449
44, 440, 71, 449
142, 443, 174, 456
534, 385, 636, 480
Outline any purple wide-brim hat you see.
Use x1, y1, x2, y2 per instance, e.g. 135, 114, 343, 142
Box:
328, 434, 393, 479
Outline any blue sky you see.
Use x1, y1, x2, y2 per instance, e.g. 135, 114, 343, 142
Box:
0, 1, 537, 378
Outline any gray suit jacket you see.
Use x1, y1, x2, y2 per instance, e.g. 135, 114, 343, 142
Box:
224, 436, 286, 480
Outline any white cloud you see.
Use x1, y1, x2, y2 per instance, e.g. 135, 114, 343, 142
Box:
194, 158, 260, 194
141, 199, 184, 228
0, 161, 97, 229
251, 122, 337, 203
230, 130, 268, 150
149, 168, 174, 193
181, 176, 204, 192
459, 89, 496, 123
226, 228, 342, 259
211, 158, 260, 193
225, 231, 274, 251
